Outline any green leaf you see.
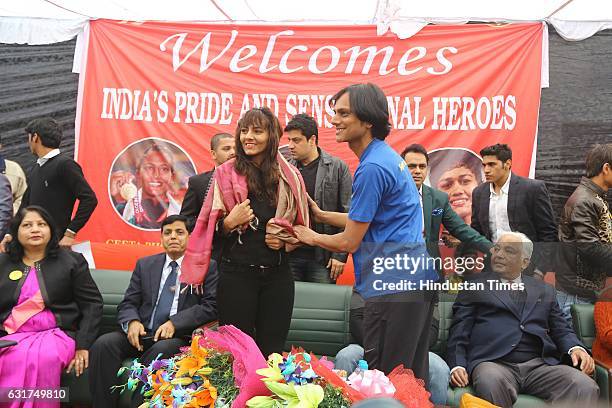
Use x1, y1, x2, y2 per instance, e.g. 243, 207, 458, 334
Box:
267, 382, 297, 401
171, 377, 193, 385
246, 396, 278, 408
287, 400, 301, 408
294, 384, 324, 408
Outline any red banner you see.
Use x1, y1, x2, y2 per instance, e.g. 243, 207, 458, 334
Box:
76, 20, 543, 269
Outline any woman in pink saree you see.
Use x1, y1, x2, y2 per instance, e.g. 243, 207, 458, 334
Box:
0, 206, 103, 407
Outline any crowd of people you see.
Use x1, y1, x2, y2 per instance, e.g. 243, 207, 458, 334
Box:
0, 83, 610, 408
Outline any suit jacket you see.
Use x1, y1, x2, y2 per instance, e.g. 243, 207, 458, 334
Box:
422, 184, 492, 261
471, 173, 557, 243
290, 148, 352, 265
180, 170, 214, 223
20, 154, 98, 234
0, 250, 103, 349
116, 253, 218, 336
446, 273, 584, 376
471, 173, 557, 272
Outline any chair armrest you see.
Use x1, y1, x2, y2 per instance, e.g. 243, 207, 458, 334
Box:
594, 358, 612, 372
594, 358, 612, 403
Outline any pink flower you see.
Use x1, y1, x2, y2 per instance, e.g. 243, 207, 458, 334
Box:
203, 325, 271, 407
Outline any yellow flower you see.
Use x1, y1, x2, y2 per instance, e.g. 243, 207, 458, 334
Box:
256, 353, 284, 382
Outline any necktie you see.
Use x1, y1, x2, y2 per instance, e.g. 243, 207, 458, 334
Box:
151, 261, 178, 331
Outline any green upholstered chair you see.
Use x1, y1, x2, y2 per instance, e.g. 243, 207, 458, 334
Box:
285, 281, 352, 356
61, 269, 133, 407
571, 303, 611, 404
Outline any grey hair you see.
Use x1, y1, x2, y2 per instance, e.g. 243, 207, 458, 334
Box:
499, 231, 533, 260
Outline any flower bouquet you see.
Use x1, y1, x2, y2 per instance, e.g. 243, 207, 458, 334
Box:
246, 348, 433, 408
114, 325, 270, 407
246, 351, 354, 408
115, 326, 432, 408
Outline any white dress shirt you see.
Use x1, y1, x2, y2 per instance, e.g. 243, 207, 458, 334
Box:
489, 173, 512, 242
36, 148, 60, 166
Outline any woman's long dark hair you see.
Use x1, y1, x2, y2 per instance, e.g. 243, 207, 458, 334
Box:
234, 107, 281, 206
7, 206, 60, 263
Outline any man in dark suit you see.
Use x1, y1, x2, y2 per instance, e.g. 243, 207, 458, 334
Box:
401, 144, 492, 270
16, 118, 97, 246
89, 214, 218, 408
180, 132, 235, 224
471, 144, 557, 277
447, 232, 598, 407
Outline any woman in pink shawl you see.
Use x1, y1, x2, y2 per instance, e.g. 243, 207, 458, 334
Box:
0, 206, 102, 407
182, 107, 309, 358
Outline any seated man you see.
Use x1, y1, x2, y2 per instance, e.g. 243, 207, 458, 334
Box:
447, 231, 598, 407
334, 291, 451, 406
89, 215, 218, 408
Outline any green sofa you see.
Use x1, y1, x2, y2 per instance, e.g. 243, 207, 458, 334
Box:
571, 303, 611, 403
61, 270, 355, 407
61, 270, 607, 407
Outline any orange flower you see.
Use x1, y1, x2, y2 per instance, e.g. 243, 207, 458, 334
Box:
176, 337, 209, 377
188, 387, 215, 407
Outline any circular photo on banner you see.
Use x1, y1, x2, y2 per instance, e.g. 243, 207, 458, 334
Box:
427, 148, 483, 226
109, 137, 197, 231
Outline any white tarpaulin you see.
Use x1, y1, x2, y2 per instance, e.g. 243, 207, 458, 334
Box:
1, 0, 611, 45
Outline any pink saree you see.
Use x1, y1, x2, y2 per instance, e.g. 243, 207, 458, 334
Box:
0, 267, 75, 408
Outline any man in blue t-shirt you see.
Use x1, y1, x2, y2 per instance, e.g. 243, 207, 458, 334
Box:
294, 83, 436, 386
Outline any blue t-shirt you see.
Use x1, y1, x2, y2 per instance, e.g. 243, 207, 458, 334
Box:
349, 139, 436, 297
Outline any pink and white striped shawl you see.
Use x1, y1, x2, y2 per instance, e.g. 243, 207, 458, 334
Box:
180, 154, 310, 288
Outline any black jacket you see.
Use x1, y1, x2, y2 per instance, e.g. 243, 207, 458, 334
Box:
471, 173, 557, 273
0, 250, 103, 349
180, 170, 214, 224
20, 154, 98, 234
116, 253, 218, 337
290, 148, 352, 265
